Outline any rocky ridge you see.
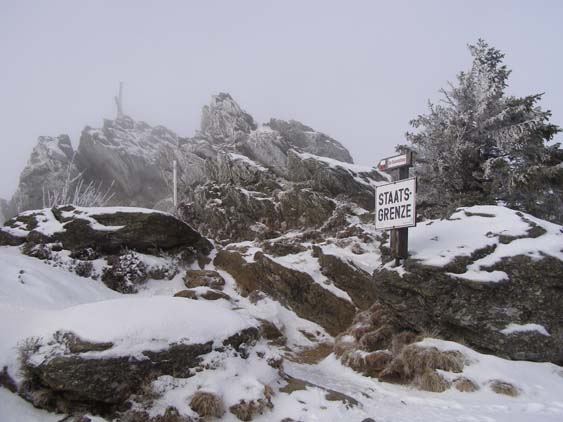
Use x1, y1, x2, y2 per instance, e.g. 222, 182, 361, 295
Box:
8, 93, 385, 244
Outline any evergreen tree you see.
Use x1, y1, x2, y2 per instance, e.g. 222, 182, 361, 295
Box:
403, 39, 562, 222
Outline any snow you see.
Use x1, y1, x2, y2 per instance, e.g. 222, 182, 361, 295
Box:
408, 205, 563, 282
501, 323, 550, 337
0, 246, 118, 310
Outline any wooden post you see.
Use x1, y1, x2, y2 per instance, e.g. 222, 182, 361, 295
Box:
391, 166, 410, 266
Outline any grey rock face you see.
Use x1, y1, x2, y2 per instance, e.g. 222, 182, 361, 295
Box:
200, 92, 256, 143
287, 150, 384, 210
78, 116, 180, 208
267, 118, 354, 163
10, 135, 78, 214
10, 93, 383, 243
372, 255, 563, 365
214, 250, 356, 336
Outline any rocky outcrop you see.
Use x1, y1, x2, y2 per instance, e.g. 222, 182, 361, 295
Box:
313, 246, 377, 310
267, 118, 353, 163
19, 328, 259, 415
287, 150, 384, 210
372, 255, 563, 365
214, 250, 356, 335
199, 92, 256, 143
10, 135, 78, 214
9, 93, 384, 244
0, 205, 212, 257
78, 116, 180, 208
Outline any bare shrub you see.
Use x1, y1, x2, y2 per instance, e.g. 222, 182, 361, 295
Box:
74, 261, 94, 278
17, 337, 42, 397
42, 153, 114, 208
0, 366, 17, 393
102, 250, 148, 293
189, 391, 224, 418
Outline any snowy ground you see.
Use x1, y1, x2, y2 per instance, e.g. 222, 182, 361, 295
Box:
1, 205, 563, 422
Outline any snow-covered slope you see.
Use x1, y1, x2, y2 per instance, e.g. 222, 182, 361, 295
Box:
1, 203, 563, 421
1, 245, 562, 421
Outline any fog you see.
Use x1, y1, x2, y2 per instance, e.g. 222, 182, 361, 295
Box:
1, 0, 562, 199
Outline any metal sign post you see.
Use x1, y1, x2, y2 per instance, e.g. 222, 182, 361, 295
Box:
375, 152, 416, 266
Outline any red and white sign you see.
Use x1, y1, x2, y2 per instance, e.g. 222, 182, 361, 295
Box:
377, 152, 412, 171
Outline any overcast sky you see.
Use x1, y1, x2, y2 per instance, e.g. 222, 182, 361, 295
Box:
1, 0, 562, 198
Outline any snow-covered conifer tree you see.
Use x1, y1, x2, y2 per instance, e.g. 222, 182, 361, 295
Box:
403, 39, 562, 222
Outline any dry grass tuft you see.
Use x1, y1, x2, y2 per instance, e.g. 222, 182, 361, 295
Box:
342, 350, 393, 377
413, 369, 450, 393
189, 391, 225, 418
489, 380, 520, 397
400, 345, 464, 378
229, 386, 273, 421
391, 331, 418, 356
453, 377, 480, 392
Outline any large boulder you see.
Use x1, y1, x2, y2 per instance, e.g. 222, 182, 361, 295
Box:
373, 206, 563, 364
0, 205, 212, 256
17, 297, 260, 415
373, 256, 563, 364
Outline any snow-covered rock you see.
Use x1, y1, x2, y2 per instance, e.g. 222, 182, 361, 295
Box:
0, 205, 212, 257
200, 92, 257, 143
10, 135, 78, 214
373, 205, 563, 364
78, 116, 180, 208
267, 118, 354, 164
14, 297, 261, 414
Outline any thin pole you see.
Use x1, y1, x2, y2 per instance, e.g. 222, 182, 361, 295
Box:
173, 160, 178, 208
392, 166, 410, 266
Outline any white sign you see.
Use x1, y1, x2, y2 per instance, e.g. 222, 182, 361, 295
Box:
377, 152, 412, 171
375, 177, 417, 230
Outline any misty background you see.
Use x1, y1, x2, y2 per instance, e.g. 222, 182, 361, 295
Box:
1, 0, 562, 199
